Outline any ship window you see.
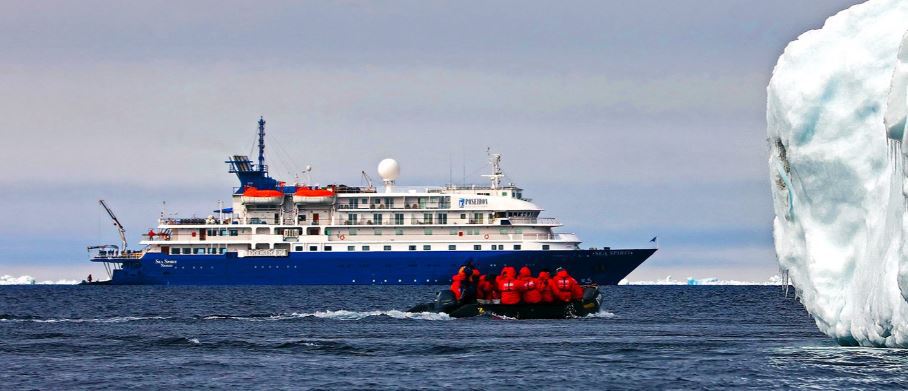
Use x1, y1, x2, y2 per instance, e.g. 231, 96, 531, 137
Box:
514, 245, 522, 250
473, 245, 481, 251
295, 246, 303, 252
182, 248, 191, 254
424, 229, 433, 235
423, 213, 433, 224
373, 214, 383, 225
423, 245, 431, 251
542, 245, 550, 250
448, 245, 456, 251
395, 229, 404, 235
409, 245, 417, 251
347, 245, 355, 251
394, 213, 404, 225
374, 229, 382, 235
384, 245, 392, 251
220, 248, 227, 254
437, 213, 447, 224
220, 229, 227, 236
299, 215, 307, 221
460, 214, 466, 219
449, 229, 458, 235
309, 246, 317, 252
229, 229, 239, 236
361, 198, 368, 204
502, 192, 507, 196
171, 248, 180, 255
362, 245, 370, 251
324, 246, 332, 251
307, 227, 320, 236
207, 229, 217, 236
349, 229, 358, 236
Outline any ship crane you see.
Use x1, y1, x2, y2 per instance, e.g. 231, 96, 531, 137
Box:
361, 171, 376, 192
99, 199, 127, 254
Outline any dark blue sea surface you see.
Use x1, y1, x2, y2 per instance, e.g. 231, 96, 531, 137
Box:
1, 285, 906, 389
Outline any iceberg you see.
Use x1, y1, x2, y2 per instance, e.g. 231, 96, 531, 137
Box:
767, 0, 908, 347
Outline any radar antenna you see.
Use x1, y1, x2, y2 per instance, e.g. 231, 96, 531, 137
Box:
481, 148, 504, 189
99, 199, 127, 254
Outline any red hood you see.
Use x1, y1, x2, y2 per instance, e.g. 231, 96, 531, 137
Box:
538, 271, 551, 280
519, 267, 532, 278
556, 270, 569, 278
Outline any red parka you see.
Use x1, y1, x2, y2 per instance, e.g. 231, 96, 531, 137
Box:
550, 270, 580, 302
518, 267, 543, 304
477, 275, 492, 300
497, 269, 524, 305
537, 271, 555, 303
450, 272, 466, 301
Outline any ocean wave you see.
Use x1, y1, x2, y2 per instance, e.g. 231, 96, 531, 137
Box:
202, 310, 451, 322
0, 315, 170, 323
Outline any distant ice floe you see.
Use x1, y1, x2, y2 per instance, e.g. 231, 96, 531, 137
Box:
0, 275, 80, 285
619, 276, 785, 286
767, 0, 908, 346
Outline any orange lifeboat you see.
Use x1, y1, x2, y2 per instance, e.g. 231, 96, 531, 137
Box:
240, 186, 284, 205
293, 187, 336, 205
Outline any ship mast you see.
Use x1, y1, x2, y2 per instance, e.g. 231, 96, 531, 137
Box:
257, 116, 267, 173
482, 148, 504, 189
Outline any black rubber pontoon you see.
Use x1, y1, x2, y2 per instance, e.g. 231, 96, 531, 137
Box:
408, 286, 601, 319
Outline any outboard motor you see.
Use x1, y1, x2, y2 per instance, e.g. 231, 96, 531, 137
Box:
434, 290, 459, 313
581, 286, 600, 305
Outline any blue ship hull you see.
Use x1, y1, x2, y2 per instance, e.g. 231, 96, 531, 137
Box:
99, 249, 656, 285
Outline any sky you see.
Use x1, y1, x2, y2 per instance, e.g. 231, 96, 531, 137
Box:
0, 0, 865, 281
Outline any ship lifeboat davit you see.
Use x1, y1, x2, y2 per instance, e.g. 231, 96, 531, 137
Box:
293, 187, 336, 205
240, 186, 284, 205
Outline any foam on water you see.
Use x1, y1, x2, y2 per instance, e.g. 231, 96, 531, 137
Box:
0, 275, 79, 285
767, 0, 908, 347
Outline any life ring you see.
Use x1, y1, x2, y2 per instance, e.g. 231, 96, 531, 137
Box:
483, 233, 490, 240
339, 234, 346, 240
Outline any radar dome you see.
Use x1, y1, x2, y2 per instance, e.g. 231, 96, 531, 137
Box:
377, 158, 400, 181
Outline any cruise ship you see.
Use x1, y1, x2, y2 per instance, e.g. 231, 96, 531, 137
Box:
88, 118, 656, 285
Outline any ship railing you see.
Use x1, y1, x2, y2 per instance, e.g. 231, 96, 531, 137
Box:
142, 234, 255, 242
508, 217, 560, 225
91, 250, 143, 260
160, 218, 237, 225
336, 203, 451, 210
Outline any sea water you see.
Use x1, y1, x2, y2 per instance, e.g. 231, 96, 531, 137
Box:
0, 286, 906, 389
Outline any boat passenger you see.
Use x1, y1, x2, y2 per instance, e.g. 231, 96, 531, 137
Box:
537, 270, 554, 303
518, 266, 542, 304
450, 272, 466, 301
500, 265, 516, 279
489, 275, 502, 304
476, 275, 490, 304
551, 267, 580, 302
497, 267, 524, 305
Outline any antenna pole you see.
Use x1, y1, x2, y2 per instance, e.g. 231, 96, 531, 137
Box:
257, 116, 266, 173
